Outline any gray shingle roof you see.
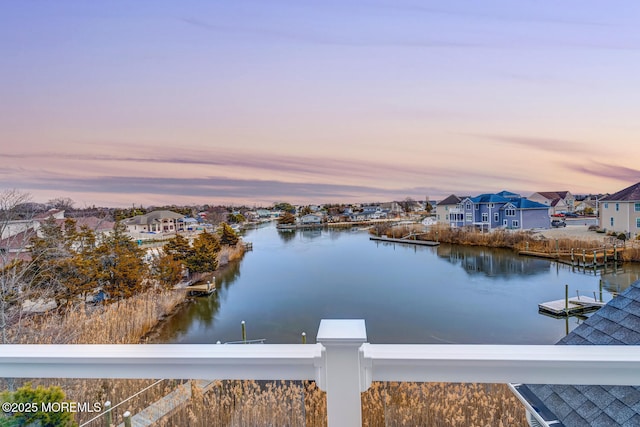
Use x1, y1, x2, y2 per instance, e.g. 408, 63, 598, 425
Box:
601, 182, 640, 202
522, 280, 640, 427
437, 194, 462, 205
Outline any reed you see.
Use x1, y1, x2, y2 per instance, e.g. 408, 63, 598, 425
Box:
155, 380, 524, 426
7, 288, 185, 345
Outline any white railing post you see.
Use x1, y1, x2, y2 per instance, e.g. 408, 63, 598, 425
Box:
316, 319, 368, 427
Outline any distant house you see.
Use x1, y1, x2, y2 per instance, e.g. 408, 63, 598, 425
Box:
361, 205, 387, 219
599, 181, 640, 238
511, 280, 640, 427
529, 191, 575, 215
454, 192, 549, 230
121, 210, 184, 234
574, 199, 597, 215
300, 214, 322, 225
435, 195, 467, 227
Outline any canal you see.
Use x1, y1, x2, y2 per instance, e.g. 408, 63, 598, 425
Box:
153, 224, 640, 345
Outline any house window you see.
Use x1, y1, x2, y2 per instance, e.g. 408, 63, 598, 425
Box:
445, 206, 449, 211
604, 203, 609, 209
610, 217, 614, 226
482, 213, 488, 222
637, 217, 640, 228
505, 208, 515, 216
635, 203, 640, 212
494, 213, 499, 222
475, 204, 479, 210
503, 219, 508, 227
466, 213, 472, 222
466, 203, 471, 209
488, 203, 494, 208
512, 220, 519, 228
616, 203, 620, 211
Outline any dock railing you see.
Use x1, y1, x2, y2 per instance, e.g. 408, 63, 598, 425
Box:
3, 319, 640, 426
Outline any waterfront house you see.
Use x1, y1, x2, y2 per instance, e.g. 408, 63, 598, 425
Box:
122, 210, 184, 234
435, 194, 466, 227
599, 181, 640, 238
511, 280, 640, 427
529, 191, 575, 215
300, 213, 323, 225
457, 192, 549, 230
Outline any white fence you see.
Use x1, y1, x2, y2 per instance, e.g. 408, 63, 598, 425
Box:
3, 319, 640, 426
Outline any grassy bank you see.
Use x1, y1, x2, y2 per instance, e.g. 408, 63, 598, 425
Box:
376, 224, 640, 262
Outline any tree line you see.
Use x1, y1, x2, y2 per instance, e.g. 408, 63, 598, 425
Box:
1, 196, 240, 343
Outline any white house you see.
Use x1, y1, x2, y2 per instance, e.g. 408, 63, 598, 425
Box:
599, 182, 640, 237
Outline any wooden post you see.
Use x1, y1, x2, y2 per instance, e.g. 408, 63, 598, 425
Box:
582, 249, 586, 266
526, 241, 529, 251
302, 332, 307, 344
593, 250, 597, 267
571, 248, 575, 264
565, 284, 569, 315
600, 279, 603, 302
103, 401, 112, 427
614, 244, 618, 262
241, 321, 246, 343
123, 411, 132, 427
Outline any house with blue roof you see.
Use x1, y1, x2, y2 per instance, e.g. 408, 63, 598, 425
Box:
450, 191, 549, 230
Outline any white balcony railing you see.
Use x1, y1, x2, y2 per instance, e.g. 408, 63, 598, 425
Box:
3, 319, 640, 426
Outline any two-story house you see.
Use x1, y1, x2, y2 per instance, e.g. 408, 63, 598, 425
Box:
435, 195, 468, 227
529, 191, 575, 215
599, 181, 640, 238
448, 192, 549, 230
122, 210, 184, 234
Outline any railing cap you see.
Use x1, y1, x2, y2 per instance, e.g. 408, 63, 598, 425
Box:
316, 319, 367, 344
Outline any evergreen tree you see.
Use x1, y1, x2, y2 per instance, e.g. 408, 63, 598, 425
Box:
219, 222, 240, 246
28, 217, 73, 307
96, 222, 146, 301
186, 231, 220, 275
163, 234, 193, 261
150, 253, 184, 289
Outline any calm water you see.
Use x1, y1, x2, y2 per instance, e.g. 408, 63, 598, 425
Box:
153, 224, 640, 345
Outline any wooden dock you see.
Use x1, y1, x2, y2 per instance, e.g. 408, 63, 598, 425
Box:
117, 380, 214, 427
538, 296, 605, 317
184, 283, 216, 296
370, 236, 440, 246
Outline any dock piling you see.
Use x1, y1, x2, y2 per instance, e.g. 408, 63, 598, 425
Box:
123, 411, 132, 427
103, 401, 112, 427
565, 284, 569, 315
241, 320, 246, 343
302, 332, 307, 344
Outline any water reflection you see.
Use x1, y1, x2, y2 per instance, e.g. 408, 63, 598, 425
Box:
437, 244, 551, 278
277, 229, 296, 243
154, 225, 640, 345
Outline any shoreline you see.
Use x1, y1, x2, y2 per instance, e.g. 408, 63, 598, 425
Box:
142, 257, 243, 343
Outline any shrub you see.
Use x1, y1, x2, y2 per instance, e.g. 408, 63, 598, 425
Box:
618, 232, 627, 241
588, 225, 599, 231
0, 383, 77, 427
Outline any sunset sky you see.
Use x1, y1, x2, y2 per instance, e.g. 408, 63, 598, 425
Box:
2, 1, 639, 207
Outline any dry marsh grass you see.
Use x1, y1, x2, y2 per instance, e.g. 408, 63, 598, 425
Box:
157, 380, 524, 427
7, 288, 185, 344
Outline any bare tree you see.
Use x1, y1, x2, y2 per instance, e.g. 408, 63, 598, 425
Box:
0, 189, 37, 344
